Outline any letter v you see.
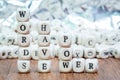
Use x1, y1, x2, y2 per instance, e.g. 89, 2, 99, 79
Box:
42, 49, 47, 55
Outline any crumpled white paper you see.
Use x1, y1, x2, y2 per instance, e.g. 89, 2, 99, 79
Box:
0, 0, 120, 31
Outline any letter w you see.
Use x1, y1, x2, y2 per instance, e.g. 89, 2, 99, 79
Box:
19, 11, 26, 17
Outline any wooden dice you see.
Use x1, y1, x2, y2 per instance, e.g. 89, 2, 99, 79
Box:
16, 8, 30, 22
38, 60, 51, 72
59, 60, 72, 72
85, 59, 98, 73
15, 8, 100, 73
17, 60, 30, 73
72, 58, 85, 72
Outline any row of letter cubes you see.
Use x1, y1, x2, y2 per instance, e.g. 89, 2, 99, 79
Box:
0, 44, 119, 60
0, 31, 118, 48
18, 58, 98, 73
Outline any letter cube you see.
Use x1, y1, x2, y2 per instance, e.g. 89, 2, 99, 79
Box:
72, 46, 84, 58
82, 35, 96, 48
16, 8, 30, 22
85, 59, 98, 73
58, 33, 71, 47
17, 22, 30, 34
18, 35, 30, 47
31, 45, 39, 60
17, 60, 30, 73
84, 48, 96, 58
38, 35, 50, 47
72, 58, 85, 72
59, 60, 72, 72
18, 47, 31, 60
37, 21, 50, 35
38, 60, 51, 72
58, 47, 72, 60
38, 47, 51, 60
11, 45, 19, 58
6, 35, 15, 45
50, 31, 58, 45
0, 47, 8, 59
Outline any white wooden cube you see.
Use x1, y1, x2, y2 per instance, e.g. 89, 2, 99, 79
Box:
84, 48, 96, 58
82, 35, 96, 48
58, 33, 71, 47
71, 32, 77, 45
58, 47, 72, 60
50, 31, 58, 45
38, 60, 51, 72
107, 47, 116, 58
50, 44, 55, 58
18, 47, 31, 60
38, 47, 51, 60
30, 31, 38, 44
6, 35, 15, 45
0, 33, 7, 45
16, 8, 30, 22
85, 59, 98, 73
17, 22, 30, 34
72, 46, 84, 58
54, 45, 60, 57
11, 45, 19, 58
17, 60, 30, 73
37, 21, 50, 35
6, 47, 13, 59
59, 60, 72, 72
77, 34, 83, 45
38, 35, 50, 47
31, 45, 39, 60
12, 35, 18, 45
0, 47, 8, 59
113, 46, 120, 58
72, 58, 85, 72
18, 35, 30, 47
107, 33, 116, 45
95, 45, 109, 58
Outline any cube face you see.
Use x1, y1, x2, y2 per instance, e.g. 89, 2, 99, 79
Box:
31, 49, 39, 60
84, 48, 96, 58
82, 36, 96, 48
17, 22, 30, 34
50, 33, 58, 45
38, 21, 50, 35
107, 34, 116, 44
97, 48, 109, 58
18, 35, 30, 47
112, 48, 120, 58
50, 45, 55, 58
72, 46, 83, 58
16, 8, 30, 22
18, 47, 31, 60
0, 47, 8, 59
38, 47, 51, 60
11, 46, 19, 58
59, 33, 71, 47
7, 48, 13, 59
77, 34, 82, 45
0, 34, 7, 45
38, 60, 51, 72
72, 58, 85, 72
38, 35, 50, 47
59, 60, 72, 72
17, 60, 30, 73
85, 59, 98, 73
58, 48, 72, 60
6, 35, 15, 45
54, 45, 60, 57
